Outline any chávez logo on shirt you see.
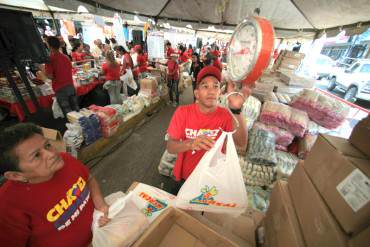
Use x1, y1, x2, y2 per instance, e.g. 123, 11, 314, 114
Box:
46, 177, 90, 231
185, 128, 220, 139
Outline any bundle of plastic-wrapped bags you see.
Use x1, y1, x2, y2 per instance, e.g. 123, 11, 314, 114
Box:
239, 156, 276, 187
63, 123, 84, 157
253, 122, 294, 148
275, 150, 300, 180
157, 150, 177, 177
290, 89, 350, 129
89, 105, 120, 138
242, 95, 262, 129
78, 111, 102, 145
259, 101, 309, 137
245, 186, 272, 213
246, 128, 277, 166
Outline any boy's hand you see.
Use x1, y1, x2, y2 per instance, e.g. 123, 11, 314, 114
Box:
189, 135, 215, 151
226, 80, 253, 109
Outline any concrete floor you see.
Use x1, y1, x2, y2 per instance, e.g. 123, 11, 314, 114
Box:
91, 85, 194, 196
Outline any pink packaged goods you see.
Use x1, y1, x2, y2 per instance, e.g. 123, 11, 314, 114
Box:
88, 105, 120, 138
259, 101, 308, 137
254, 122, 295, 147
290, 89, 349, 129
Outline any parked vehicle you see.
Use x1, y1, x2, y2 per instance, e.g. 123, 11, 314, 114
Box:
299, 54, 335, 80
327, 59, 370, 102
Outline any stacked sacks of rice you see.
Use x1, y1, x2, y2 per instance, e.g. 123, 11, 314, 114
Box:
259, 101, 309, 137
290, 89, 349, 129
253, 122, 294, 151
158, 150, 177, 177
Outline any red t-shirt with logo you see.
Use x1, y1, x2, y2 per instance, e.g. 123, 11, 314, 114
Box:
0, 153, 94, 247
45, 51, 74, 92
167, 103, 233, 181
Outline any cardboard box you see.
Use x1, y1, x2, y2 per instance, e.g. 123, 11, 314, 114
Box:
41, 127, 66, 152
187, 211, 256, 247
279, 61, 299, 70
281, 57, 302, 67
304, 134, 370, 235
283, 50, 305, 60
279, 72, 315, 88
133, 208, 237, 247
348, 225, 370, 247
264, 180, 305, 247
140, 78, 158, 96
349, 115, 370, 158
288, 163, 348, 247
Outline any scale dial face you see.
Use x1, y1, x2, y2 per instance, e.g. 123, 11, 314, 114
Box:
227, 17, 274, 84
228, 22, 259, 81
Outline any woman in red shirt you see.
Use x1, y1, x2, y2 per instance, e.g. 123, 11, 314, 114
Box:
134, 45, 148, 79
71, 43, 86, 63
102, 50, 122, 104
167, 53, 180, 106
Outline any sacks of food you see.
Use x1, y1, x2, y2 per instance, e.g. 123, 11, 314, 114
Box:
92, 192, 149, 247
260, 101, 308, 137
63, 123, 84, 157
246, 128, 277, 166
245, 186, 272, 213
290, 89, 350, 129
275, 150, 300, 180
253, 122, 294, 147
158, 150, 177, 177
78, 112, 102, 145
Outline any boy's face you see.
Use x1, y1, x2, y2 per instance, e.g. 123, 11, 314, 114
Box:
194, 76, 221, 108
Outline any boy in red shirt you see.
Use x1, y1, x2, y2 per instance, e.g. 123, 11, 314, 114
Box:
44, 36, 79, 117
0, 123, 109, 247
166, 66, 248, 188
167, 53, 180, 106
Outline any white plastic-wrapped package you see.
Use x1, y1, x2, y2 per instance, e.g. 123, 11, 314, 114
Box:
158, 150, 177, 177
92, 192, 149, 247
52, 97, 64, 119
298, 133, 318, 159
243, 95, 262, 130
290, 89, 350, 129
246, 128, 277, 166
245, 186, 272, 213
275, 150, 300, 180
260, 101, 308, 137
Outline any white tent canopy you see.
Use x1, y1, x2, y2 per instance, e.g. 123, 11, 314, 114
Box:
2, 0, 370, 38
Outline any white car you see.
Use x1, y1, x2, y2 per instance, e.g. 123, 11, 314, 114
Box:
299, 54, 335, 80
327, 60, 370, 102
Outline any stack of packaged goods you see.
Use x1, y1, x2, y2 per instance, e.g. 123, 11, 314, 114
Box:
259, 101, 309, 137
290, 89, 350, 129
63, 123, 84, 158
275, 150, 300, 180
0, 77, 41, 102
139, 77, 158, 98
240, 156, 276, 187
77, 110, 102, 146
272, 50, 305, 73
245, 185, 272, 213
89, 105, 120, 138
242, 95, 262, 130
157, 150, 177, 177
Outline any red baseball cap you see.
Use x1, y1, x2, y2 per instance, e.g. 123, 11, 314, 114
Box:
196, 66, 222, 84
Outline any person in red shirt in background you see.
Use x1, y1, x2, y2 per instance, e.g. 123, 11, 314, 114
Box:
0, 123, 109, 247
102, 50, 122, 104
178, 45, 190, 64
71, 42, 86, 63
165, 41, 175, 58
43, 36, 79, 117
134, 45, 148, 80
187, 44, 193, 57
167, 53, 180, 107
115, 45, 136, 96
166, 66, 248, 193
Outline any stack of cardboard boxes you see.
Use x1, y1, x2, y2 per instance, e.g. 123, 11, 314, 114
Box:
262, 116, 370, 246
272, 50, 305, 73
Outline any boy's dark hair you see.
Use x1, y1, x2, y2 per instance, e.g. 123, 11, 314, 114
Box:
166, 41, 171, 46
47, 36, 61, 49
0, 123, 43, 175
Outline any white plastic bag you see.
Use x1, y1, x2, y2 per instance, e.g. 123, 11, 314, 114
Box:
120, 68, 137, 90
176, 132, 248, 214
92, 192, 149, 247
52, 97, 64, 119
131, 183, 176, 223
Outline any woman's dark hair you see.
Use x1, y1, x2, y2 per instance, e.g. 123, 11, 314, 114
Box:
46, 36, 61, 49
105, 37, 110, 45
179, 45, 186, 54
188, 44, 193, 49
0, 123, 43, 175
110, 38, 117, 44
115, 45, 127, 54
192, 52, 200, 62
166, 41, 171, 46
